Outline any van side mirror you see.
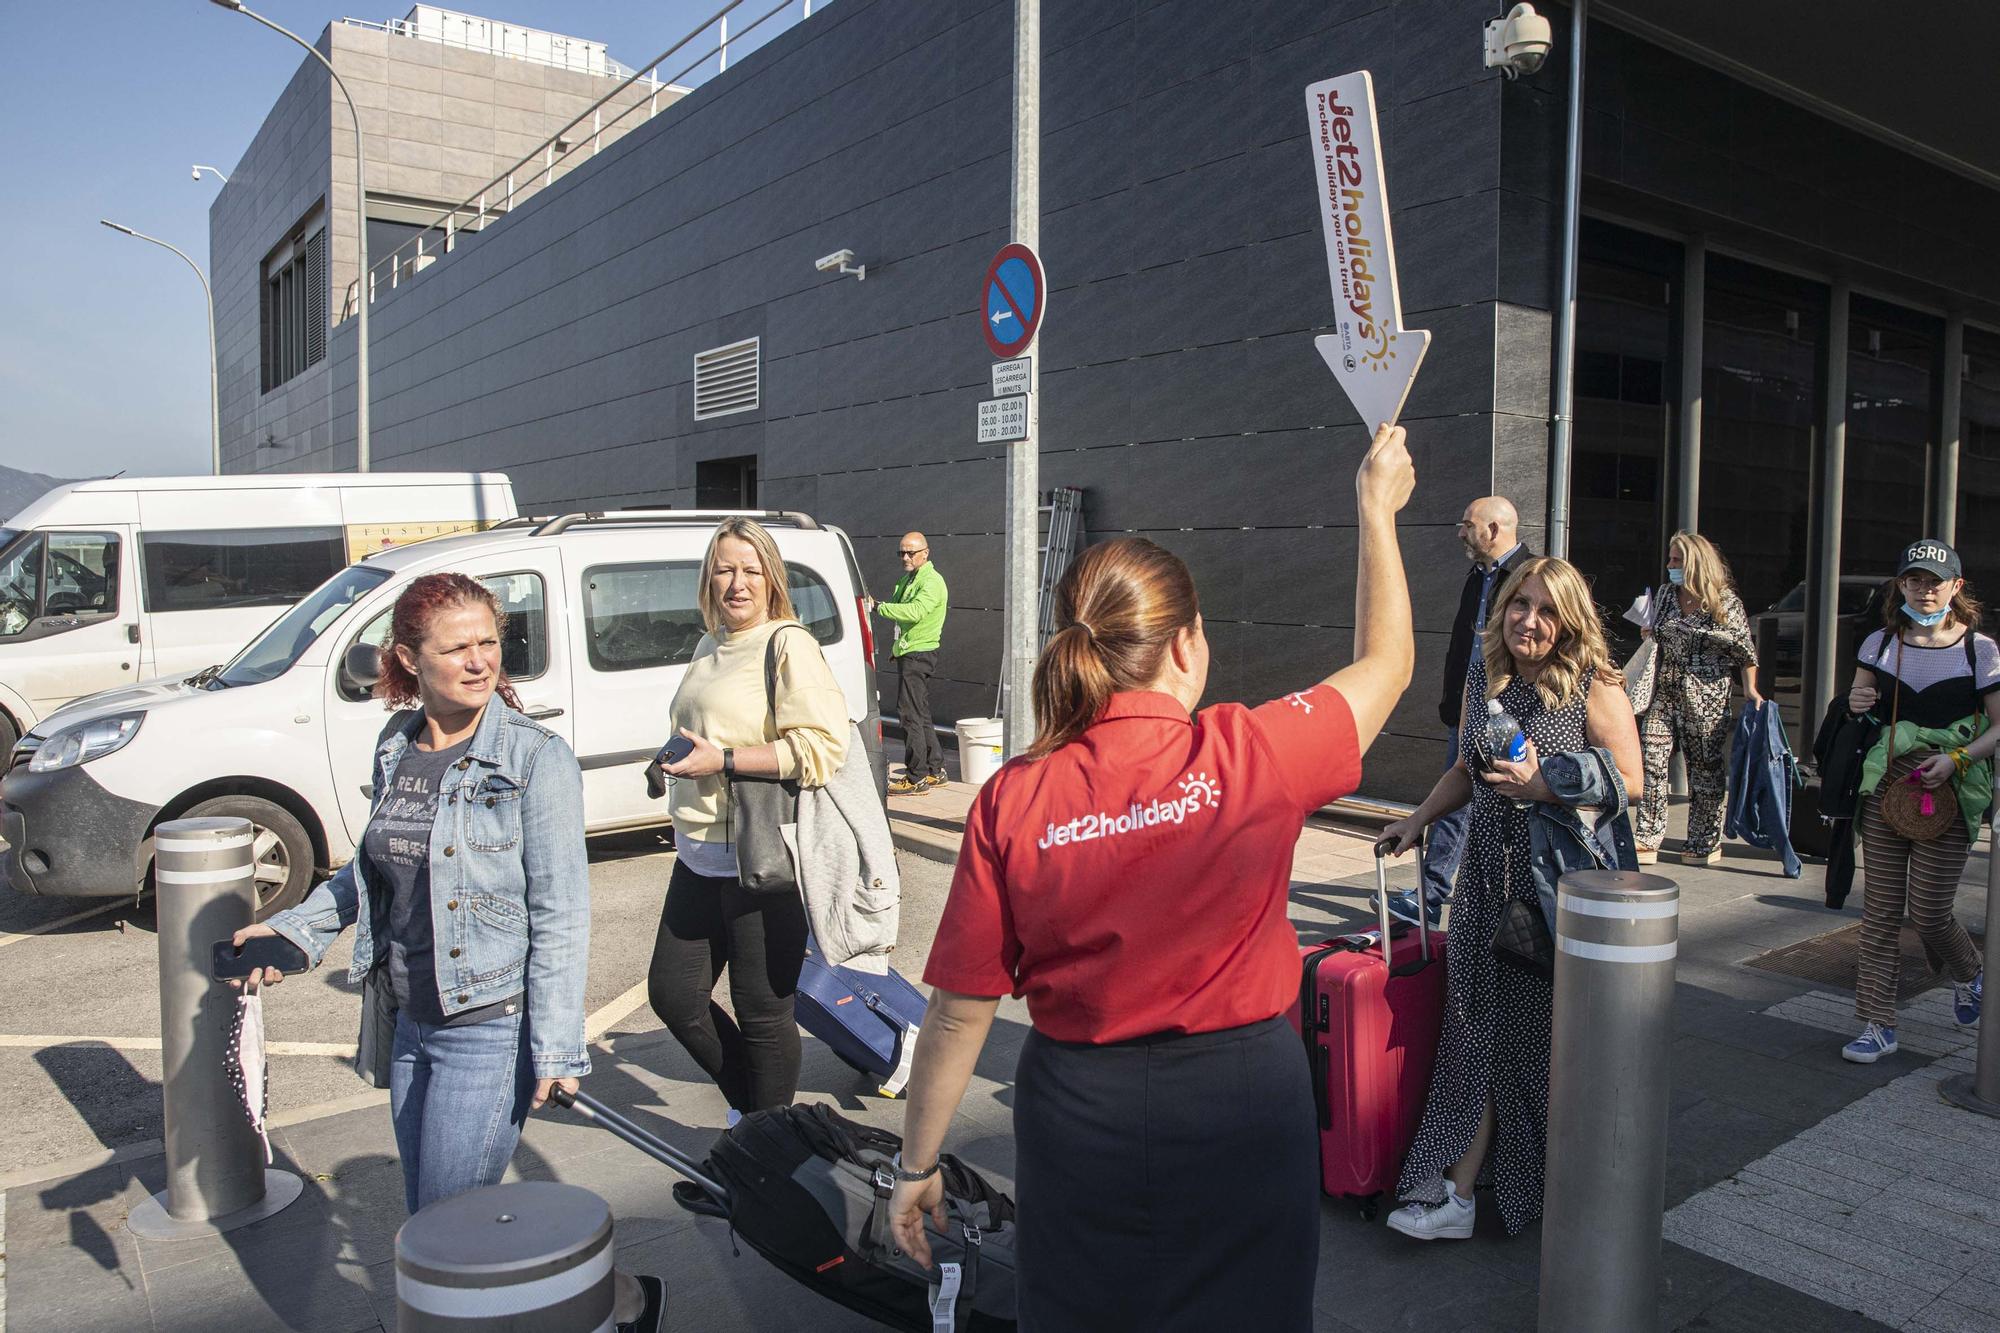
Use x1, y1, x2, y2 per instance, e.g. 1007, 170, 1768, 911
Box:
342, 643, 384, 693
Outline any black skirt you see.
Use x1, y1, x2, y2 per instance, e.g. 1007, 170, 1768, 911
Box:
1012, 1015, 1318, 1332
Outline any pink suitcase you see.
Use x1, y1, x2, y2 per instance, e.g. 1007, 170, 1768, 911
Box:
1291, 846, 1447, 1215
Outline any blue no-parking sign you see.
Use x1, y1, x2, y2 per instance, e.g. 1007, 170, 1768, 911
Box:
982, 243, 1045, 359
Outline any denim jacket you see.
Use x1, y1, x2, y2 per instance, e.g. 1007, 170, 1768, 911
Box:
266, 698, 592, 1080
1525, 746, 1639, 933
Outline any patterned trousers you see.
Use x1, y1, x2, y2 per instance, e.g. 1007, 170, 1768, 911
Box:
1853, 757, 1984, 1026
1636, 686, 1732, 853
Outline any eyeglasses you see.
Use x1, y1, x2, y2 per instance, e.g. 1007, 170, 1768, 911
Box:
899, 548, 927, 558
1900, 572, 1948, 591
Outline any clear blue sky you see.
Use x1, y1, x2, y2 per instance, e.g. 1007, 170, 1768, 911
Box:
0, 1, 796, 480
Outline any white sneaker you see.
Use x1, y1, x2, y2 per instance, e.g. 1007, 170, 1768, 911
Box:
1386, 1182, 1475, 1240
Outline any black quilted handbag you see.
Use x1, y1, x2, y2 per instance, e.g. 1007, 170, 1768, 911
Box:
1492, 897, 1554, 978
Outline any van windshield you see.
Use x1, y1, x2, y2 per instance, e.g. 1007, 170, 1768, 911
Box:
212, 565, 391, 689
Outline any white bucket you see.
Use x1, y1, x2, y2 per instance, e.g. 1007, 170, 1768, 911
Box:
954, 717, 1006, 788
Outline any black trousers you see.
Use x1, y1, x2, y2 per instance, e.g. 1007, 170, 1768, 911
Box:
896, 650, 942, 778
1013, 1016, 1318, 1332
646, 861, 808, 1112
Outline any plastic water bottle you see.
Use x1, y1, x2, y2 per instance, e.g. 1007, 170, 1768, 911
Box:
1484, 699, 1531, 808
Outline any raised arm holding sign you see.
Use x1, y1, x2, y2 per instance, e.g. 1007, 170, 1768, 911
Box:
1307, 71, 1429, 431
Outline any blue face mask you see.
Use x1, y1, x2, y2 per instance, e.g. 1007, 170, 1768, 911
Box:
1666, 567, 1686, 585
1904, 602, 1949, 627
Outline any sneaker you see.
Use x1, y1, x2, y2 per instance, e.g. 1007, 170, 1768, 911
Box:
616, 1273, 666, 1333
921, 773, 949, 789
1955, 971, 1983, 1027
1386, 889, 1442, 931
1386, 1183, 1475, 1240
1841, 1023, 1898, 1063
887, 776, 923, 795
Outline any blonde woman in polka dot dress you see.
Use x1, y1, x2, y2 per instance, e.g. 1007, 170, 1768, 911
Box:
1377, 557, 1644, 1239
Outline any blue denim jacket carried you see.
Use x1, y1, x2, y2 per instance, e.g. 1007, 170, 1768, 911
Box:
267, 698, 592, 1080
1524, 746, 1640, 933
1725, 700, 1803, 878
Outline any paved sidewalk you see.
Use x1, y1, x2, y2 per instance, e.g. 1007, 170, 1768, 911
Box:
4, 760, 1995, 1331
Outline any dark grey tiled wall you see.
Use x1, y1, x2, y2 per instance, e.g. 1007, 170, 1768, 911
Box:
269, 0, 1532, 801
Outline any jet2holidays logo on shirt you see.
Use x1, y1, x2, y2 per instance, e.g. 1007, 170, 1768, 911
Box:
1037, 771, 1224, 850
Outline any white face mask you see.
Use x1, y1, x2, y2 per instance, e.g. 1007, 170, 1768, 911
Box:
226, 976, 273, 1165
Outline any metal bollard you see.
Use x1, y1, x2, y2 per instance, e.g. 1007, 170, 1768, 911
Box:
127, 817, 303, 1240
1941, 809, 2000, 1118
397, 1181, 617, 1330
1538, 868, 1679, 1332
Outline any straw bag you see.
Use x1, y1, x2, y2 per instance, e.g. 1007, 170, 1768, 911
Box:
1877, 634, 1960, 842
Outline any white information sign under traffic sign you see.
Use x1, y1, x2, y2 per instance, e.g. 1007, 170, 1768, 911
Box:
991, 357, 1032, 396
977, 394, 1030, 443
1305, 71, 1429, 431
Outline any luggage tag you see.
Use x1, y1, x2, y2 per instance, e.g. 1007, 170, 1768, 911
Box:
927, 1261, 962, 1333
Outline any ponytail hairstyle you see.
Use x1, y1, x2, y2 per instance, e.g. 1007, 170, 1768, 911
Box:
1028, 537, 1199, 759
374, 572, 523, 712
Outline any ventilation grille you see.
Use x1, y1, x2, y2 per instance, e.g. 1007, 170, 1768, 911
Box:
693, 337, 760, 420
304, 229, 327, 366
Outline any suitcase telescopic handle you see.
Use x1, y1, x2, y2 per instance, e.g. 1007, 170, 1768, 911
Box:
551, 1086, 733, 1205
1369, 839, 1433, 970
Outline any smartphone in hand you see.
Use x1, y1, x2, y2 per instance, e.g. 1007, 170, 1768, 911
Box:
644, 734, 699, 801
211, 935, 309, 981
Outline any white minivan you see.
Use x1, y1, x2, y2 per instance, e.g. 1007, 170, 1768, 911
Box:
0, 472, 518, 754
0, 511, 882, 918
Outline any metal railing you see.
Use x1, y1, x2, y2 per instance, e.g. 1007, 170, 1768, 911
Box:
337, 13, 638, 78
342, 0, 825, 318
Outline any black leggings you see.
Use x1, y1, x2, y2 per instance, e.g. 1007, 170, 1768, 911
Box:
647, 860, 809, 1112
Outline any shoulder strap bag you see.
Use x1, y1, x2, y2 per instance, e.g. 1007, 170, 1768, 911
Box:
728, 625, 814, 894
1876, 632, 1967, 842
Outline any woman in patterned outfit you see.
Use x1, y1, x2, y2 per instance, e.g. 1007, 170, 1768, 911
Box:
1635, 531, 1761, 865
1376, 557, 1644, 1240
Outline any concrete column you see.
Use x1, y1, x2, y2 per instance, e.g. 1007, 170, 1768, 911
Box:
1806, 284, 1850, 737
1935, 314, 1964, 545
1676, 238, 1705, 534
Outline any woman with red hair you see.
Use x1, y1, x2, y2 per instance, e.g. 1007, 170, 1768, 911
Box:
234, 572, 662, 1329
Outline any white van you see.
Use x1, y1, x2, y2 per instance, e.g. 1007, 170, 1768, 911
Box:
0, 511, 882, 918
0, 472, 518, 753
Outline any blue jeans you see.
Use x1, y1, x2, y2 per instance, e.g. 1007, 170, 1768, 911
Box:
389, 1008, 536, 1214
1421, 732, 1467, 907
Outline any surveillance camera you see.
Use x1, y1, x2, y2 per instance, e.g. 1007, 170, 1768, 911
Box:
191, 166, 202, 181
814, 248, 866, 281
1483, 3, 1553, 79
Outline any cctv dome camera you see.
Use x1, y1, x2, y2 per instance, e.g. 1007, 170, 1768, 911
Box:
1484, 3, 1554, 79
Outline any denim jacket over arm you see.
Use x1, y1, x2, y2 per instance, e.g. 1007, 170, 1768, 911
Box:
1525, 746, 1640, 933
266, 698, 592, 1080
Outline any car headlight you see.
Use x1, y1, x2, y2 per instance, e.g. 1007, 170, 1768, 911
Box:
28, 713, 144, 772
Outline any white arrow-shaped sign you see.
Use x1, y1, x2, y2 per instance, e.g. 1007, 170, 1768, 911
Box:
1305, 71, 1429, 431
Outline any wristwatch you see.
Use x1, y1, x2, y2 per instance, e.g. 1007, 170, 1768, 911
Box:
890, 1151, 941, 1183
722, 748, 736, 778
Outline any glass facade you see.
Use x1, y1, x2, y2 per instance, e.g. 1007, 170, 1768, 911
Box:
1570, 220, 1681, 657
1843, 298, 1940, 579
1960, 328, 2000, 602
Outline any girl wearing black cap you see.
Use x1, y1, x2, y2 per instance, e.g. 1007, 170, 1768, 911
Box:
1840, 538, 1993, 1062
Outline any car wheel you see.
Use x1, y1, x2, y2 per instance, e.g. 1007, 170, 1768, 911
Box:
0, 711, 17, 765
179, 795, 315, 922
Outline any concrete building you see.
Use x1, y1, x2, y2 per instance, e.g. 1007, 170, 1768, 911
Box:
217, 0, 2000, 800
208, 6, 676, 472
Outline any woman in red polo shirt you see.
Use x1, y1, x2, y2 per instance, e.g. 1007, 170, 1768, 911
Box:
887, 425, 1417, 1331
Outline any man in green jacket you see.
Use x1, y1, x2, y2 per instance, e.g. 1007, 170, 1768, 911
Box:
872, 532, 949, 793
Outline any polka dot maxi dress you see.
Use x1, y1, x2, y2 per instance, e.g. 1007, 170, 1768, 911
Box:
1395, 655, 1597, 1235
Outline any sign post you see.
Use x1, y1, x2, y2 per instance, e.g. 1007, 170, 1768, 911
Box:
1305, 71, 1429, 431
1001, 4, 1042, 762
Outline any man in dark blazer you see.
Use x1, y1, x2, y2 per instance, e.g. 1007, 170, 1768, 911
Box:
1388, 495, 1530, 928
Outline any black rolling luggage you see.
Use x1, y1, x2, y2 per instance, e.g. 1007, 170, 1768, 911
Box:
555, 1088, 1017, 1332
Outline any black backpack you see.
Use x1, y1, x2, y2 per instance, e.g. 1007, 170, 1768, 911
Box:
681, 1103, 1019, 1332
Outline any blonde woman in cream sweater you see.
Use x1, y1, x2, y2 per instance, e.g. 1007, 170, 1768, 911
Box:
650, 518, 849, 1117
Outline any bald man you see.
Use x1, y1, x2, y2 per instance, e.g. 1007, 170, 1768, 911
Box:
1390, 496, 1531, 928
873, 532, 950, 793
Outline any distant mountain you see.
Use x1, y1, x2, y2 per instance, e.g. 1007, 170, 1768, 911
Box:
0, 464, 84, 523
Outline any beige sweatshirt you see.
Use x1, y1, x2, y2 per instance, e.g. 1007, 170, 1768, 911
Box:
667, 618, 849, 846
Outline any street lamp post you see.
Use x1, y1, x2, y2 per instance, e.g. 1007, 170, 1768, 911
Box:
209, 0, 370, 472
101, 220, 220, 475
